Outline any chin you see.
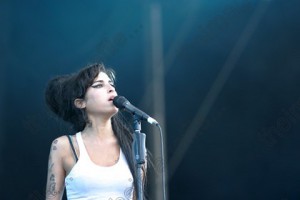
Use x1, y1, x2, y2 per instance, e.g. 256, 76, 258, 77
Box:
110, 107, 119, 116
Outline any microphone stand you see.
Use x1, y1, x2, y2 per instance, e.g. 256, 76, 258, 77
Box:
132, 115, 146, 200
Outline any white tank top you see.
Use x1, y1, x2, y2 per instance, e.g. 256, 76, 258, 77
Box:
65, 132, 134, 200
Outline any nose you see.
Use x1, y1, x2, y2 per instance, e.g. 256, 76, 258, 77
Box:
108, 83, 115, 93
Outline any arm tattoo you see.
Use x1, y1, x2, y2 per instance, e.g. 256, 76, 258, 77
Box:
46, 139, 61, 199
52, 139, 58, 151
46, 174, 58, 199
48, 163, 54, 172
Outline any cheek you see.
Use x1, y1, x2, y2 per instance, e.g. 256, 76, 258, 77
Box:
86, 94, 102, 105
85, 89, 103, 99
85, 91, 107, 105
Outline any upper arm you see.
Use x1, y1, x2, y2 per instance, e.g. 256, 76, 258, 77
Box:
45, 137, 67, 200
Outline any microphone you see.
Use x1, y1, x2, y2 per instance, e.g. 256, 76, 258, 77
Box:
113, 96, 158, 125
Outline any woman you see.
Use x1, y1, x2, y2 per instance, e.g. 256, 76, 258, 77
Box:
45, 63, 145, 200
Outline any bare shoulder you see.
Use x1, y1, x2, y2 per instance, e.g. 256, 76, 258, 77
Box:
49, 135, 71, 157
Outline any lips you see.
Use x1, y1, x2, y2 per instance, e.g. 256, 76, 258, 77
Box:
108, 95, 116, 101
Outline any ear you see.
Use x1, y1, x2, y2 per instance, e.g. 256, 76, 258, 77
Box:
74, 98, 86, 109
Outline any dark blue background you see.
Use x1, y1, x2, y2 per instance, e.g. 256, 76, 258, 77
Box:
1, 0, 300, 199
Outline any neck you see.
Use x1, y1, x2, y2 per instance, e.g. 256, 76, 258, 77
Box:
82, 116, 115, 139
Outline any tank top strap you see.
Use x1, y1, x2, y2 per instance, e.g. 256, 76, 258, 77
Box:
75, 132, 89, 160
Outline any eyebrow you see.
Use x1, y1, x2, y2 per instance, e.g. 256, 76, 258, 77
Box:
92, 80, 113, 84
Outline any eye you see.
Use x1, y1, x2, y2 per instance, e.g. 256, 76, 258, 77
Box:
110, 83, 115, 88
91, 84, 103, 88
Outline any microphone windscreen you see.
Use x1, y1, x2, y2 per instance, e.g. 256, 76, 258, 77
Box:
113, 96, 128, 109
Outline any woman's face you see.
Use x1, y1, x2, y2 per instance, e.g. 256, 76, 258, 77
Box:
83, 71, 118, 117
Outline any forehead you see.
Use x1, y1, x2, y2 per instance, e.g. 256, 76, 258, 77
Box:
94, 71, 111, 82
